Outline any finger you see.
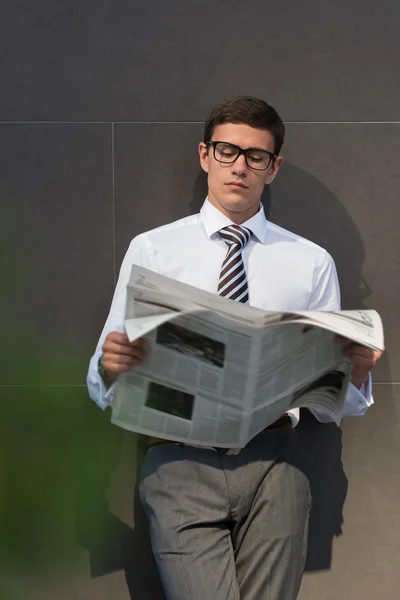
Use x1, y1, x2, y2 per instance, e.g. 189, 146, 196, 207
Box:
115, 349, 146, 364
103, 340, 139, 357
346, 348, 375, 361
103, 334, 148, 352
104, 354, 134, 366
103, 362, 133, 374
103, 355, 144, 374
344, 349, 374, 362
103, 336, 148, 354
345, 345, 375, 358
106, 331, 131, 345
345, 345, 384, 358
103, 348, 146, 364
104, 348, 146, 366
339, 340, 383, 357
344, 343, 381, 358
348, 355, 376, 368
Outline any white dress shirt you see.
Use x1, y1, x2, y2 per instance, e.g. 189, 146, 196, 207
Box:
87, 198, 372, 425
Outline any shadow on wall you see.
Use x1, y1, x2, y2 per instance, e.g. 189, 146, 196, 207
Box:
75, 161, 384, 598
261, 162, 393, 569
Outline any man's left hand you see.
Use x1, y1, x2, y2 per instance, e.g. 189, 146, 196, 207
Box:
343, 344, 385, 389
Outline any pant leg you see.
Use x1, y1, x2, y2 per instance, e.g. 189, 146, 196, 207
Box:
139, 443, 240, 600
230, 426, 311, 600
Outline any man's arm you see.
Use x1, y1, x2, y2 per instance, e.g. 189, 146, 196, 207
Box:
86, 235, 150, 409
307, 251, 383, 421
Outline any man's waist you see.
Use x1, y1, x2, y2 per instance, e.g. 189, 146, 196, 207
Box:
145, 414, 292, 450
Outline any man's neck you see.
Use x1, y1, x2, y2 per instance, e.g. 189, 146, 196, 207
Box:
207, 197, 261, 224
227, 211, 258, 225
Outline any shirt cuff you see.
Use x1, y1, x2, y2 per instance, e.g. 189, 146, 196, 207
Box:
309, 374, 373, 423
341, 374, 373, 417
86, 351, 117, 410
104, 380, 117, 406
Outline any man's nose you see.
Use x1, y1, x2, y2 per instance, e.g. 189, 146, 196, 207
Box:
231, 153, 248, 176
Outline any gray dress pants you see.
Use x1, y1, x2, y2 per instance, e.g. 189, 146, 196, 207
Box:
139, 423, 310, 600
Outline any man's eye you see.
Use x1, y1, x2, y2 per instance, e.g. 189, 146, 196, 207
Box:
248, 153, 264, 162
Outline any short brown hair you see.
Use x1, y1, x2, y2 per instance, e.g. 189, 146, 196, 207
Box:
203, 96, 285, 155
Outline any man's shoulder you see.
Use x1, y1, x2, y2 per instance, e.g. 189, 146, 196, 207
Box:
265, 220, 330, 261
121, 212, 203, 272
134, 212, 202, 245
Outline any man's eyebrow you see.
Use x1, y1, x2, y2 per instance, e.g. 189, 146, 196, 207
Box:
246, 146, 271, 152
217, 141, 272, 153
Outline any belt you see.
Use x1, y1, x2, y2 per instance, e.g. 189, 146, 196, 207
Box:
146, 414, 292, 453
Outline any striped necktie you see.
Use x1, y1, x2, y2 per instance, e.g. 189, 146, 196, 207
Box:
218, 225, 252, 304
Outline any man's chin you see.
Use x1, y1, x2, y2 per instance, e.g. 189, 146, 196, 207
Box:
219, 196, 254, 213
208, 192, 260, 217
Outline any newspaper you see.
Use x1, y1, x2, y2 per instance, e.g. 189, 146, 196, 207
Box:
111, 266, 384, 448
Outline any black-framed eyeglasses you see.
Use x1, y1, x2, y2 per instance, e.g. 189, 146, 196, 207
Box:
206, 141, 276, 171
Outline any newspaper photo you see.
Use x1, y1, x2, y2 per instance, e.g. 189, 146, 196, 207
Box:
111, 266, 384, 448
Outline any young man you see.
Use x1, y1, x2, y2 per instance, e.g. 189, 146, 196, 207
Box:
87, 97, 382, 600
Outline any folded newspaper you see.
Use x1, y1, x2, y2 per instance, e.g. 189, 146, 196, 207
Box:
111, 266, 384, 448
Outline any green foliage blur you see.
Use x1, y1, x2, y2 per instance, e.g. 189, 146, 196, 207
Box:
0, 206, 131, 596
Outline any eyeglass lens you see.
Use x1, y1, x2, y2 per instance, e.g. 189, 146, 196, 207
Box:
213, 142, 272, 170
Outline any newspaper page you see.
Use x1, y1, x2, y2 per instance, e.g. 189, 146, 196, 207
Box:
111, 266, 384, 447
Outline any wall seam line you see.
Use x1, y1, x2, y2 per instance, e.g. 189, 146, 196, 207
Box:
111, 122, 116, 286
0, 120, 400, 125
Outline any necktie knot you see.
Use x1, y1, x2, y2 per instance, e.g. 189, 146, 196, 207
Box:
218, 225, 252, 249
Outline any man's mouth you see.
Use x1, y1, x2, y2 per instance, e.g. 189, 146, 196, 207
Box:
225, 181, 248, 189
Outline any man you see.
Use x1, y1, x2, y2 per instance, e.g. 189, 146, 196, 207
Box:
87, 97, 382, 599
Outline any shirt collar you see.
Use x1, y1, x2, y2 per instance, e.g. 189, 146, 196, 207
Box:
200, 197, 268, 244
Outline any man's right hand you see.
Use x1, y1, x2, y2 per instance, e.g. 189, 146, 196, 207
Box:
101, 331, 147, 384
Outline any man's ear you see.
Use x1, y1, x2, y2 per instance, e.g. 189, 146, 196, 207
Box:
198, 142, 209, 173
265, 155, 283, 185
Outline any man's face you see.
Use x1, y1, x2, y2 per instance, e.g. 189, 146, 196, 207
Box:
199, 123, 283, 223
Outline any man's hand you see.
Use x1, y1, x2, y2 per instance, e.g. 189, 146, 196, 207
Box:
101, 331, 147, 384
343, 343, 384, 389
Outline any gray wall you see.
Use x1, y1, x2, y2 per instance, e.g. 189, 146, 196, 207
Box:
1, 2, 399, 599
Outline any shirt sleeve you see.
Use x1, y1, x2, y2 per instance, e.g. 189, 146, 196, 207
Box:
86, 235, 151, 409
307, 251, 341, 311
306, 251, 374, 423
